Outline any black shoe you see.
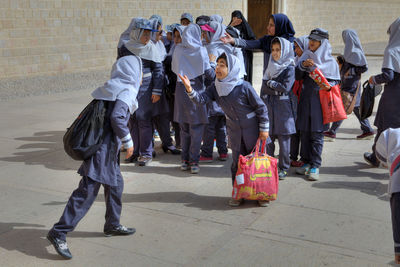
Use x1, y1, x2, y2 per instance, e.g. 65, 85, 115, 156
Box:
124, 154, 139, 163
364, 152, 379, 167
162, 145, 181, 155
104, 225, 136, 237
138, 156, 152, 166
47, 234, 72, 259
278, 170, 287, 180
152, 151, 156, 158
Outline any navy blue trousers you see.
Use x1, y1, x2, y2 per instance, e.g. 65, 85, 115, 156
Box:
131, 115, 153, 157
49, 176, 123, 241
201, 115, 228, 157
267, 134, 291, 171
153, 112, 174, 148
391, 193, 400, 254
329, 106, 374, 134
180, 123, 205, 164
300, 131, 324, 168
231, 139, 255, 185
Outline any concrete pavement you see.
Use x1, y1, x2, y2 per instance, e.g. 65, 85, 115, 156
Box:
0, 47, 396, 266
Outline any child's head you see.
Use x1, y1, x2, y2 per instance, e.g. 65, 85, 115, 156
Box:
155, 24, 163, 42
140, 29, 151, 45
167, 32, 173, 41
173, 28, 182, 44
216, 53, 228, 80
308, 28, 329, 52
267, 15, 275, 36
271, 39, 281, 61
336, 55, 345, 70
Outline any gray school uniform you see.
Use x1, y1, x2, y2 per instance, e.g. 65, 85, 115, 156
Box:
188, 81, 269, 180
295, 64, 340, 168
51, 100, 130, 240
261, 66, 296, 171
374, 69, 400, 131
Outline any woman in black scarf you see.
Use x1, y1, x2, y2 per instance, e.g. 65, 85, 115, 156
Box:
229, 10, 257, 84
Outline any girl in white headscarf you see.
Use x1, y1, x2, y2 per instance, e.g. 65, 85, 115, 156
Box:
48, 55, 142, 258
325, 29, 373, 141
261, 37, 296, 180
150, 16, 181, 155
118, 18, 164, 166
295, 28, 341, 181
178, 53, 270, 207
172, 23, 215, 174
364, 17, 400, 168
375, 127, 400, 264
290, 35, 309, 168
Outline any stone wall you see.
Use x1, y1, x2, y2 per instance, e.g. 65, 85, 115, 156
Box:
284, 0, 399, 47
0, 0, 245, 79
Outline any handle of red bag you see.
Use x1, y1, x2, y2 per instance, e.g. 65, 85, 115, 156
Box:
253, 138, 267, 157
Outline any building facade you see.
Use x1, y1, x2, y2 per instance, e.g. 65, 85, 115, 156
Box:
0, 0, 398, 79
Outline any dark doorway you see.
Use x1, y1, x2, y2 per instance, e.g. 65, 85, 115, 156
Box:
247, 0, 274, 39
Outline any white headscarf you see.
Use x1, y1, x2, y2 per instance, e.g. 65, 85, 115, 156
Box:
92, 55, 143, 114
172, 23, 210, 80
383, 17, 400, 73
299, 38, 341, 80
264, 37, 295, 80
342, 29, 367, 67
150, 17, 167, 61
215, 53, 243, 96
294, 35, 309, 64
210, 14, 223, 24
124, 18, 162, 63
167, 25, 186, 57
376, 128, 400, 196
117, 18, 138, 49
206, 21, 246, 78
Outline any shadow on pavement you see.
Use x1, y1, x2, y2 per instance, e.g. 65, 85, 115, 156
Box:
0, 131, 80, 171
320, 161, 388, 179
312, 181, 389, 201
0, 222, 103, 260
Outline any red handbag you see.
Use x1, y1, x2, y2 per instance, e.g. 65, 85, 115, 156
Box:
232, 140, 279, 201
309, 68, 347, 124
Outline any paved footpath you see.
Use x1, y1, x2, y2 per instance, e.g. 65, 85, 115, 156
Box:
0, 48, 397, 266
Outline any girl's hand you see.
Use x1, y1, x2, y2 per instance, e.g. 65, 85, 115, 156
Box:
177, 74, 192, 93
151, 94, 160, 103
315, 81, 331, 91
125, 146, 133, 159
220, 33, 235, 45
368, 76, 375, 84
209, 54, 216, 63
302, 59, 315, 67
259, 131, 269, 141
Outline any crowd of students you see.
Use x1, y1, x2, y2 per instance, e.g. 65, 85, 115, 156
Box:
45, 12, 400, 262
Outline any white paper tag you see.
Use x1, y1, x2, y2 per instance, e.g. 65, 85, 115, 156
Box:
236, 174, 244, 185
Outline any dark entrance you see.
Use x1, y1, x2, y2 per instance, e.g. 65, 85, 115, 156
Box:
247, 0, 274, 38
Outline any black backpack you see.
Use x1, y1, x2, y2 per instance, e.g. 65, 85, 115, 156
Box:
359, 81, 375, 121
63, 100, 108, 161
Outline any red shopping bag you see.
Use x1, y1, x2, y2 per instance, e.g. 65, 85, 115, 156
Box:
309, 68, 347, 124
232, 140, 279, 201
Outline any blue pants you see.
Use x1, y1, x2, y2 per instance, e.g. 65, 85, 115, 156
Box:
391, 193, 400, 254
329, 106, 374, 134
131, 115, 153, 157
180, 123, 205, 164
49, 176, 123, 241
300, 131, 324, 168
201, 115, 228, 157
153, 112, 174, 148
231, 139, 256, 185
267, 135, 291, 171
290, 131, 301, 161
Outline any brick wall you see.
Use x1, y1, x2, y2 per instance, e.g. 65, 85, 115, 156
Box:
0, 0, 245, 79
285, 0, 399, 47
